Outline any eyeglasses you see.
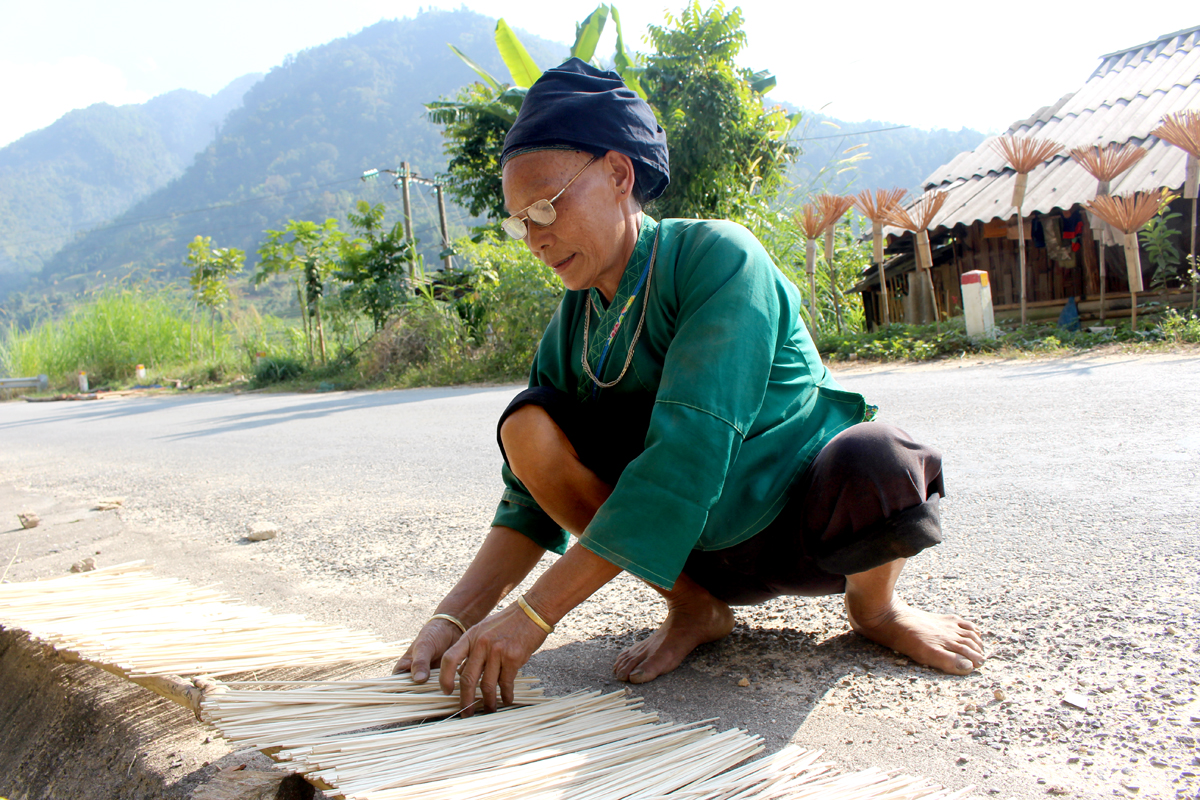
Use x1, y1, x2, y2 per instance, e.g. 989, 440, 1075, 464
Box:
501, 155, 599, 240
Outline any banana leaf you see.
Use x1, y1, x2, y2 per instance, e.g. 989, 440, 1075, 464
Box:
495, 19, 542, 88
447, 44, 502, 92
571, 5, 609, 64
611, 7, 648, 100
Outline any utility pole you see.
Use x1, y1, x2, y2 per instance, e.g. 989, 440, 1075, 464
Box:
400, 162, 415, 277
436, 184, 453, 271
360, 163, 453, 273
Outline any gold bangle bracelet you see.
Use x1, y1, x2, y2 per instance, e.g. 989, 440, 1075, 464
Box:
428, 613, 467, 635
517, 595, 554, 634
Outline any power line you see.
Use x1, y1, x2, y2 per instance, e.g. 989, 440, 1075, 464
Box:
795, 124, 911, 142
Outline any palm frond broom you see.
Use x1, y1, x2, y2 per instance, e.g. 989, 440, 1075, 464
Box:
1070, 143, 1148, 322
853, 188, 908, 327
1152, 110, 1200, 311
990, 136, 1064, 325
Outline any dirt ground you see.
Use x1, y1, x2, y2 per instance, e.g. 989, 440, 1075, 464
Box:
1, 351, 1197, 800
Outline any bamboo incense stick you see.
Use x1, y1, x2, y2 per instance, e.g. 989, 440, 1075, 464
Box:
817, 194, 857, 333
1071, 143, 1148, 321
1152, 110, 1200, 311
852, 188, 908, 327
880, 192, 949, 327
990, 136, 1064, 325
794, 203, 826, 333
1086, 190, 1167, 330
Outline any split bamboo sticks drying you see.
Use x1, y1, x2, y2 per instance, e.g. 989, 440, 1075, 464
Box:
0, 562, 403, 680
880, 192, 949, 326
205, 682, 967, 800
852, 188, 908, 327
794, 203, 826, 333
1086, 190, 1169, 330
990, 135, 1064, 326
817, 194, 857, 333
1152, 110, 1200, 311
1070, 143, 1148, 322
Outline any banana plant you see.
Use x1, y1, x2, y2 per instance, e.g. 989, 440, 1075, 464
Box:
444, 4, 648, 101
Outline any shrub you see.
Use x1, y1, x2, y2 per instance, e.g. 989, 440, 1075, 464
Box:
457, 234, 563, 378
253, 356, 307, 386
361, 295, 465, 381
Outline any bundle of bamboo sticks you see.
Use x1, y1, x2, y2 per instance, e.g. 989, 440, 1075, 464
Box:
0, 562, 402, 678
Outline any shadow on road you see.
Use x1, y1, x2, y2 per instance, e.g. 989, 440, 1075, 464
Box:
0, 385, 519, 437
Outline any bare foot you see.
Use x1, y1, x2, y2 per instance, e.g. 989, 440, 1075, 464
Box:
846, 594, 985, 675
613, 586, 735, 684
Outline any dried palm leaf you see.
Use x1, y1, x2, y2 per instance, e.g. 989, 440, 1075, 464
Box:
852, 187, 908, 221
793, 203, 825, 240
816, 194, 856, 232
1070, 143, 1148, 182
1152, 110, 1200, 158
880, 192, 948, 232
990, 136, 1064, 174
1085, 190, 1167, 234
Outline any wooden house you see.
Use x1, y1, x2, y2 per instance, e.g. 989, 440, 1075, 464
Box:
852, 25, 1199, 327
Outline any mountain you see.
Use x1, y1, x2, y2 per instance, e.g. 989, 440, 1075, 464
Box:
786, 109, 988, 197
18, 10, 566, 306
0, 73, 261, 290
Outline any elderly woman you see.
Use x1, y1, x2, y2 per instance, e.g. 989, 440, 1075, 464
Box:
396, 59, 984, 713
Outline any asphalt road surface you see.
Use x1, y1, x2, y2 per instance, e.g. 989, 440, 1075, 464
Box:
2, 351, 1198, 800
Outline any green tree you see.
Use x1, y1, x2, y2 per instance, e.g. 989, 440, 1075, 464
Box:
185, 236, 244, 354
256, 219, 347, 364
641, 1, 797, 222
336, 201, 416, 331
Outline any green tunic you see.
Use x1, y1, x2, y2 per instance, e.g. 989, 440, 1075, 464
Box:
491, 216, 865, 588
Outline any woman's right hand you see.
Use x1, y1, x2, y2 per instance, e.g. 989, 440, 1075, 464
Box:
393, 618, 464, 682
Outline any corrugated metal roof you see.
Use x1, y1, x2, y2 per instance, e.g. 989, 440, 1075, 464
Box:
898, 25, 1200, 236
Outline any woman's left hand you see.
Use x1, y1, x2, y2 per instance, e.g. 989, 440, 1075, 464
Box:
439, 602, 548, 715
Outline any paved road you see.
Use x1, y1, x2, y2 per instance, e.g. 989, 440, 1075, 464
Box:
2, 351, 1198, 799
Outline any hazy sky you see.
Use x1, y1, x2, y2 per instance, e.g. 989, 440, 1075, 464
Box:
0, 0, 1194, 147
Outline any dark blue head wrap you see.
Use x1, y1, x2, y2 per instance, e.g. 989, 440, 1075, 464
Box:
501, 58, 670, 203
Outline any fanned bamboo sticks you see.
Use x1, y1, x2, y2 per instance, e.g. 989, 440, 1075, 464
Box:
879, 192, 949, 326
1086, 190, 1168, 329
990, 135, 1064, 325
0, 562, 403, 678
1070, 143, 1148, 322
1152, 110, 1200, 311
817, 195, 857, 333
793, 204, 826, 332
853, 188, 908, 326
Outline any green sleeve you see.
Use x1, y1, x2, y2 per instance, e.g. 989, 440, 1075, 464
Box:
578, 222, 783, 588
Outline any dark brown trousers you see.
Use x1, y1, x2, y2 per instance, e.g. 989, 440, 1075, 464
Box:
499, 387, 944, 605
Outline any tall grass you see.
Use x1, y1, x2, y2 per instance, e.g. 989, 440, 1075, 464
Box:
0, 290, 238, 386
